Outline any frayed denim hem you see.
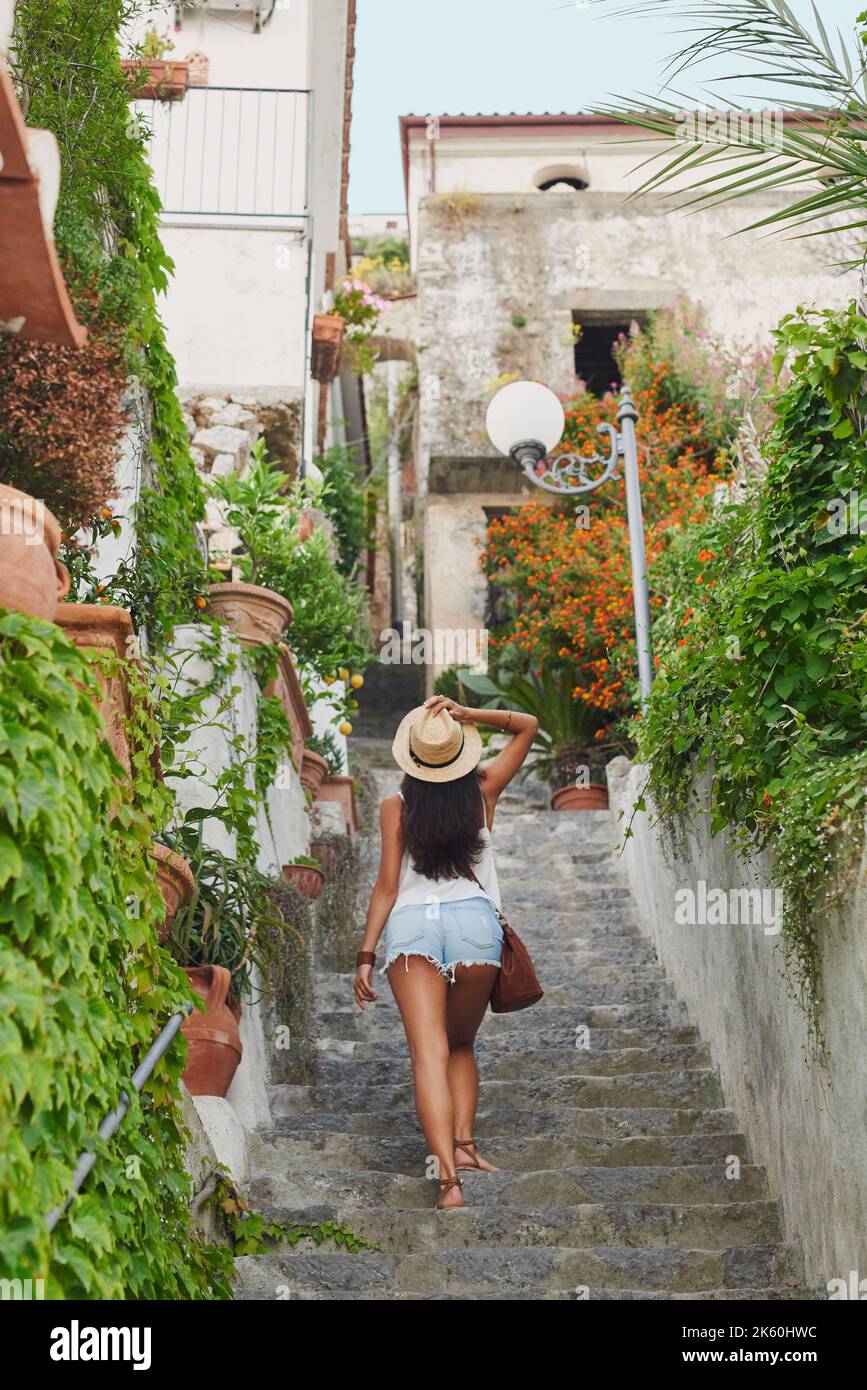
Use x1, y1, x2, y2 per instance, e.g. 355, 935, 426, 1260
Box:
381, 951, 501, 984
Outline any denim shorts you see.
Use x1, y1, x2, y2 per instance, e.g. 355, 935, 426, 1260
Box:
382, 896, 504, 982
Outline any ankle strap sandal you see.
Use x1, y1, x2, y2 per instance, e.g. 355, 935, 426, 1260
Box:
454, 1138, 482, 1170
436, 1176, 463, 1209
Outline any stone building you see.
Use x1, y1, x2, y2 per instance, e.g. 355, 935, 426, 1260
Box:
396, 113, 855, 686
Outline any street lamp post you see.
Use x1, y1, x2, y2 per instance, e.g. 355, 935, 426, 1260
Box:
485, 380, 654, 701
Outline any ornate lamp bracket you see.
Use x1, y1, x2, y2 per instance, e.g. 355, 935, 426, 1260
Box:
515, 422, 621, 495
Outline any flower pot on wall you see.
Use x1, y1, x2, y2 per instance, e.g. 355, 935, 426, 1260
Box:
149, 844, 196, 945
0, 484, 70, 620
282, 862, 325, 902
184, 51, 209, 86
310, 313, 345, 384
264, 643, 313, 771
120, 58, 189, 100
207, 581, 293, 647
53, 603, 136, 773
181, 964, 243, 1098
315, 773, 358, 837
550, 784, 609, 812
299, 748, 329, 797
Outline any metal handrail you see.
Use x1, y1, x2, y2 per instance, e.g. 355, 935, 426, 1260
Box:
45, 1003, 193, 1233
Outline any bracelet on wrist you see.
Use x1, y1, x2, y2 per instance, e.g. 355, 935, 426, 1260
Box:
356, 950, 376, 968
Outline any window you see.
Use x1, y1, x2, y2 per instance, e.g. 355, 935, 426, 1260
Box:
572, 313, 645, 394
533, 163, 589, 192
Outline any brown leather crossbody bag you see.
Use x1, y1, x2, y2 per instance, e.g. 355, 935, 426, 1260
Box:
467, 870, 543, 1014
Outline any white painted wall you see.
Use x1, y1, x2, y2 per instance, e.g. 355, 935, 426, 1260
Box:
158, 224, 308, 390
608, 756, 867, 1290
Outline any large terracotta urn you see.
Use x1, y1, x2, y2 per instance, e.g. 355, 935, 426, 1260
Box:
315, 773, 358, 836
0, 483, 70, 619
181, 965, 242, 1098
207, 581, 293, 646
550, 783, 609, 812
282, 861, 325, 902
54, 604, 136, 772
149, 843, 196, 945
299, 748, 329, 797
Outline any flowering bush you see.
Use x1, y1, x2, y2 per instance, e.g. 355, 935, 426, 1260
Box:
481, 301, 771, 734
333, 278, 390, 373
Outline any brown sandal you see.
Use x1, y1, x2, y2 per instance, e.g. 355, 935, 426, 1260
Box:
436, 1176, 464, 1209
454, 1138, 483, 1171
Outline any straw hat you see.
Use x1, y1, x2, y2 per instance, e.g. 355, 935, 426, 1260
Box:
392, 704, 482, 783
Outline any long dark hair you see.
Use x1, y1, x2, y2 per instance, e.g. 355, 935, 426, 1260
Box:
400, 769, 486, 882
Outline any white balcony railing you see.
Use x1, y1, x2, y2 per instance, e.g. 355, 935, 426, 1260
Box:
135, 86, 312, 224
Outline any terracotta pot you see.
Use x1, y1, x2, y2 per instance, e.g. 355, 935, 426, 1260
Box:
299, 748, 329, 797
54, 604, 136, 770
282, 862, 325, 901
550, 783, 609, 812
315, 773, 358, 836
310, 313, 345, 384
185, 50, 209, 86
120, 58, 189, 100
0, 484, 70, 620
207, 581, 293, 646
311, 833, 346, 874
181, 965, 243, 1098
149, 844, 196, 945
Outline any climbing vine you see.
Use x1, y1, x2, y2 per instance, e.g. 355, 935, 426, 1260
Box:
0, 611, 232, 1298
635, 303, 867, 1045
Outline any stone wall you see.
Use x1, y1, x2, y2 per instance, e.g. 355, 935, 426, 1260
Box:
606, 756, 867, 1290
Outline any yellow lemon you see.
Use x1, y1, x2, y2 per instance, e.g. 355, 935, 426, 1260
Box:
337, 667, 350, 682
323, 674, 336, 686
339, 720, 353, 736
350, 674, 364, 689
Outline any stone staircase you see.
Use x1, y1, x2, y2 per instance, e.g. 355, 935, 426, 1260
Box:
235, 741, 809, 1300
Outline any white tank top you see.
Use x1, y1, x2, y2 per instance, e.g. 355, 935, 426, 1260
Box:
391, 790, 501, 911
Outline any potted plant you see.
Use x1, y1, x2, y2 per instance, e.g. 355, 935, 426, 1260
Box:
53, 602, 138, 772
120, 27, 189, 101
148, 842, 196, 945
300, 730, 341, 797
0, 484, 70, 620
310, 314, 345, 384
168, 832, 300, 1096
332, 278, 390, 376
206, 440, 295, 645
282, 854, 325, 902
460, 661, 611, 811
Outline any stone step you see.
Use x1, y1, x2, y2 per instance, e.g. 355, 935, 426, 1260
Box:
234, 1242, 805, 1297
253, 1200, 782, 1256
315, 1023, 701, 1053
270, 1069, 724, 1116
313, 1001, 691, 1038
272, 1104, 738, 1139
313, 977, 673, 1009
246, 1130, 751, 1175
236, 1286, 813, 1301
245, 1158, 767, 1208
311, 1044, 713, 1085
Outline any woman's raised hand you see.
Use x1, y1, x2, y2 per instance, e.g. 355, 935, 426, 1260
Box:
424, 695, 471, 723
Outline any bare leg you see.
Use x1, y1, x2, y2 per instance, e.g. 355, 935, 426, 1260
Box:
446, 964, 500, 1173
387, 958, 463, 1208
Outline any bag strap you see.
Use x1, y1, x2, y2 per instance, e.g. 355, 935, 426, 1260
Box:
466, 869, 510, 930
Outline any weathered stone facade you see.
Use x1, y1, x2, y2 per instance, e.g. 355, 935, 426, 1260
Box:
413, 188, 855, 681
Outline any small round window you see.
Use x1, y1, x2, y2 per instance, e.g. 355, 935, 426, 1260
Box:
534, 163, 589, 191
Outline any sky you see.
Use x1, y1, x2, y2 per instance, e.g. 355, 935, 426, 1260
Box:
349, 0, 866, 213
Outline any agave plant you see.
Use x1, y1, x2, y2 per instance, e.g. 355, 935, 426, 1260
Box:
459, 662, 608, 787
595, 1, 867, 268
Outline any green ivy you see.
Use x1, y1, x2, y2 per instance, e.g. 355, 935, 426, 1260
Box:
635, 304, 867, 1045
0, 610, 233, 1298
12, 0, 206, 644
